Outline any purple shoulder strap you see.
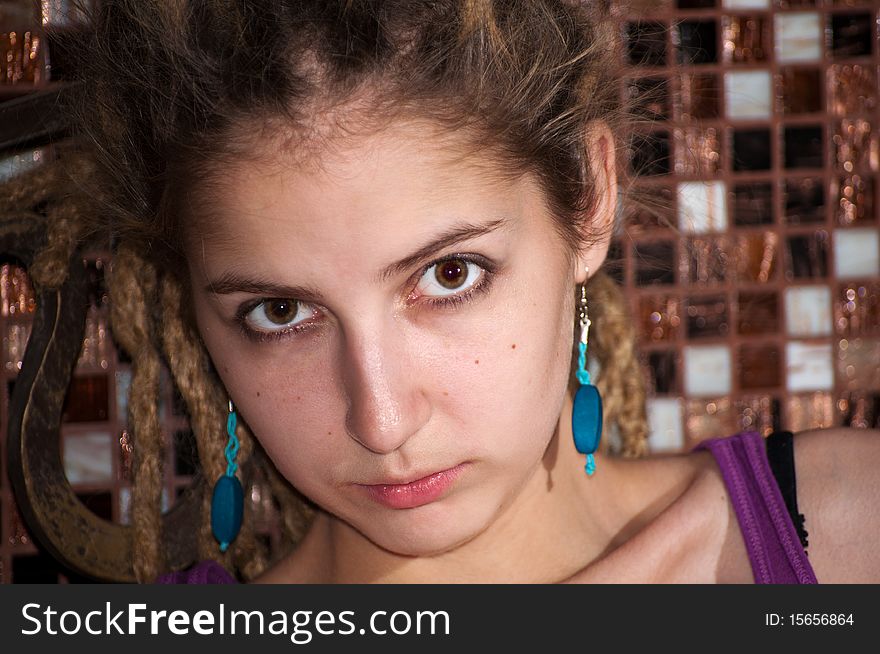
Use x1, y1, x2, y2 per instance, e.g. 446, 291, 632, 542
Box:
155, 560, 237, 584
694, 431, 818, 584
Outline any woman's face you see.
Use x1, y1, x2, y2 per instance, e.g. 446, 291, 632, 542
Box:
187, 118, 599, 556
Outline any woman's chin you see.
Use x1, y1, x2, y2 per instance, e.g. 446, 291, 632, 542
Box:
349, 502, 490, 558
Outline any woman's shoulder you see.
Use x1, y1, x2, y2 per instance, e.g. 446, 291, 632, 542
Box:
154, 559, 237, 584
789, 427, 880, 582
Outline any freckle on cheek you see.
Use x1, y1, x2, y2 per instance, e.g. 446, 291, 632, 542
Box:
511, 344, 517, 350
443, 391, 449, 396
474, 359, 479, 364
256, 391, 261, 397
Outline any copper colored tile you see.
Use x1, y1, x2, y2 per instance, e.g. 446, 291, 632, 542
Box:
682, 236, 730, 284
837, 337, 880, 391
833, 118, 878, 174
674, 127, 722, 175
731, 231, 779, 283
738, 291, 780, 335
639, 295, 682, 342
678, 73, 720, 120
787, 392, 835, 432
735, 395, 781, 436
686, 397, 738, 448
832, 174, 875, 226
685, 294, 730, 338
835, 281, 880, 337
829, 64, 877, 115
723, 15, 769, 64
781, 68, 822, 114
836, 391, 880, 430
739, 344, 782, 390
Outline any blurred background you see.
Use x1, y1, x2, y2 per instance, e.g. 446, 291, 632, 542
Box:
0, 0, 878, 581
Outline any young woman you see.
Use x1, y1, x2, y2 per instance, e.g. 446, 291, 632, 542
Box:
54, 0, 878, 584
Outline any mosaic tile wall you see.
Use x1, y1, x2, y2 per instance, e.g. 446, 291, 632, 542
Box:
1, 0, 879, 581
616, 0, 880, 452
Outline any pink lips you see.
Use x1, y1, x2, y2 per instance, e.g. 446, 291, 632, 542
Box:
357, 463, 467, 509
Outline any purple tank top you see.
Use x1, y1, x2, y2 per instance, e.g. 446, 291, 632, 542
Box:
156, 559, 237, 584
694, 430, 818, 584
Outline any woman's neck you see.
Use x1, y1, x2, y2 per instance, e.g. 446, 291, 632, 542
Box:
260, 393, 696, 584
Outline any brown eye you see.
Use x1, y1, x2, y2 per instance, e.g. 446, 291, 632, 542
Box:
435, 258, 468, 289
264, 299, 298, 324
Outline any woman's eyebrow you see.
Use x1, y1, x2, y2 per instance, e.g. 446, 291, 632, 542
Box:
375, 217, 510, 282
204, 217, 510, 298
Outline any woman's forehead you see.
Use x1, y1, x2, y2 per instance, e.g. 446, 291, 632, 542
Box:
185, 117, 541, 254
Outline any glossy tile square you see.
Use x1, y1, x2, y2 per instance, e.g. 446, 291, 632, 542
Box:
830, 12, 873, 59
829, 65, 876, 115
677, 20, 718, 65
628, 76, 670, 120
723, 0, 770, 8
784, 177, 825, 224
647, 398, 685, 452
785, 231, 829, 279
732, 128, 772, 171
781, 68, 822, 114
627, 21, 668, 66
834, 228, 880, 278
674, 127, 722, 175
685, 294, 730, 338
739, 344, 782, 390
725, 70, 772, 119
835, 281, 880, 337
832, 174, 874, 226
61, 374, 109, 423
678, 0, 716, 6
837, 337, 880, 390
732, 182, 774, 226
634, 240, 677, 286
836, 391, 880, 431
684, 344, 732, 396
775, 12, 822, 63
686, 397, 738, 445
833, 118, 876, 174
678, 73, 720, 119
678, 181, 728, 233
722, 15, 769, 63
735, 395, 781, 436
721, 0, 770, 9
784, 125, 823, 169
63, 432, 114, 484
786, 392, 834, 432
732, 231, 780, 283
2, 322, 31, 372
639, 295, 682, 341
683, 236, 730, 284
647, 349, 679, 394
784, 285, 832, 336
738, 291, 780, 335
786, 341, 834, 392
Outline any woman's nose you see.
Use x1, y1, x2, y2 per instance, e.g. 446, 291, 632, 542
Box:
341, 330, 430, 455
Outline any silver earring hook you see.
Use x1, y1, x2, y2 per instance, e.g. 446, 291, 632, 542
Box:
228, 399, 234, 413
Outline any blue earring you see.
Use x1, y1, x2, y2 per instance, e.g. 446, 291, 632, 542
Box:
211, 400, 244, 552
571, 274, 603, 476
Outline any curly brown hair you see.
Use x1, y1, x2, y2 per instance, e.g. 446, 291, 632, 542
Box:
42, 0, 651, 581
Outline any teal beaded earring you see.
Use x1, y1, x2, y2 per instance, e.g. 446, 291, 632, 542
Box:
571, 272, 604, 476
211, 400, 243, 552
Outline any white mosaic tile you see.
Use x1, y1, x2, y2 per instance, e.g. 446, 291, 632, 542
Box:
834, 228, 880, 278
723, 0, 769, 8
64, 432, 114, 484
786, 341, 834, 392
678, 181, 728, 234
684, 345, 732, 397
785, 286, 832, 337
776, 12, 822, 63
647, 398, 685, 452
725, 70, 772, 120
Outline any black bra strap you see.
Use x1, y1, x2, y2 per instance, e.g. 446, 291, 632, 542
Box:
765, 430, 810, 551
